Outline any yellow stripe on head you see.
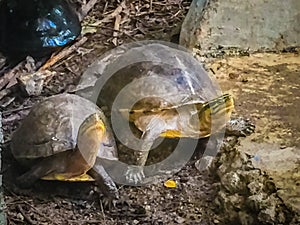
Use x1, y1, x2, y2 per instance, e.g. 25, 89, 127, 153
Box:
198, 94, 234, 137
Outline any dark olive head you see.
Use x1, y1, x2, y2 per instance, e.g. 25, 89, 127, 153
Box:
77, 113, 106, 168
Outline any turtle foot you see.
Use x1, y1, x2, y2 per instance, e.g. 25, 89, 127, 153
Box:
101, 195, 118, 210
226, 117, 255, 137
125, 166, 145, 185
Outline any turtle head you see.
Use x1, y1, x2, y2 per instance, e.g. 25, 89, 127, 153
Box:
198, 94, 234, 137
77, 112, 106, 167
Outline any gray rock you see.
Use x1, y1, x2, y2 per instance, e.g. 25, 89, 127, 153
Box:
180, 0, 300, 52
212, 142, 295, 224
195, 155, 215, 172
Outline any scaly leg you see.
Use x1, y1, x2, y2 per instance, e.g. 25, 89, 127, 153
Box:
226, 117, 255, 137
125, 116, 168, 184
88, 158, 119, 209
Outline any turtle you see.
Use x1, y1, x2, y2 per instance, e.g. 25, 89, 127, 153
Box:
0, 0, 81, 60
79, 42, 255, 184
11, 93, 119, 204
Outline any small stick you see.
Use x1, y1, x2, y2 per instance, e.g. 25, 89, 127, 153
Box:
112, 14, 122, 46
149, 0, 153, 11
4, 185, 59, 225
2, 105, 32, 116
93, 0, 126, 25
17, 205, 37, 225
38, 37, 88, 71
99, 199, 106, 223
97, 25, 137, 41
79, 0, 98, 21
0, 61, 24, 90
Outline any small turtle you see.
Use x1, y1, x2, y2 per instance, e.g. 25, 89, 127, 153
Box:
11, 93, 118, 204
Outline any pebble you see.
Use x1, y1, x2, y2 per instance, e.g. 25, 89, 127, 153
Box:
16, 213, 24, 221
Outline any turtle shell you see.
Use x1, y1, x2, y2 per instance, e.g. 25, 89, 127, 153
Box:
76, 42, 227, 142
11, 94, 117, 165
97, 61, 220, 113
0, 0, 81, 58
79, 42, 222, 111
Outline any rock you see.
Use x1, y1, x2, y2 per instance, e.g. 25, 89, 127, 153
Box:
212, 142, 296, 224
205, 51, 300, 224
175, 216, 185, 224
195, 155, 214, 172
180, 0, 300, 52
238, 211, 254, 225
220, 171, 247, 194
240, 141, 300, 217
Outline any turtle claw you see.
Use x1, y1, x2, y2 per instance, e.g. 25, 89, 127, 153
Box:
101, 196, 118, 210
125, 166, 145, 184
226, 117, 255, 137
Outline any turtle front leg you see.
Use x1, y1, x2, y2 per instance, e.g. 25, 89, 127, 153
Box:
88, 158, 119, 209
125, 117, 166, 184
226, 117, 255, 137
125, 149, 150, 184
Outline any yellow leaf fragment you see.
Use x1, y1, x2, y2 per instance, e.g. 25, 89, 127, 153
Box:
164, 179, 177, 188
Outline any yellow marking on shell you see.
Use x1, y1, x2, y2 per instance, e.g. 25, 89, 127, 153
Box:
42, 173, 94, 182
160, 130, 182, 138
160, 94, 234, 138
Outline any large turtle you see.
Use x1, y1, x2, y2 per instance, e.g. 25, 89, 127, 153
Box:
78, 42, 255, 184
11, 93, 119, 203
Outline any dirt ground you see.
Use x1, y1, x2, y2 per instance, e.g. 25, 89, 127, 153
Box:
207, 51, 300, 222
208, 51, 300, 148
1, 0, 299, 224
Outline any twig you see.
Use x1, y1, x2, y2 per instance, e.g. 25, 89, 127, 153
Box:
79, 0, 98, 21
93, 0, 126, 25
17, 205, 37, 225
112, 14, 122, 46
38, 37, 88, 71
0, 61, 24, 90
91, 25, 137, 41
149, 0, 153, 11
0, 88, 11, 101
99, 199, 106, 223
4, 185, 60, 225
2, 105, 32, 116
1, 96, 15, 108
103, 1, 109, 14
66, 219, 107, 224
